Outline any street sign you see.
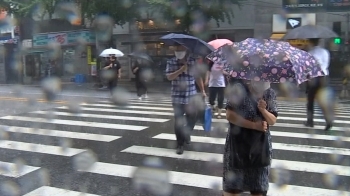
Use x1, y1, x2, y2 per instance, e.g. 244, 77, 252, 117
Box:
283, 0, 350, 12
334, 38, 341, 44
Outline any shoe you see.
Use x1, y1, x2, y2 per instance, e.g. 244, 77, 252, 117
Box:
176, 146, 184, 155
144, 94, 148, 99
304, 121, 314, 127
325, 123, 333, 131
138, 96, 142, 100
217, 108, 223, 119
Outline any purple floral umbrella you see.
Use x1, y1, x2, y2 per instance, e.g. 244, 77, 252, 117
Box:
206, 38, 325, 84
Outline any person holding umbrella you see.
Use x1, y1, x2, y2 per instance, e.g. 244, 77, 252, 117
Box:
161, 33, 213, 155
132, 58, 149, 100
103, 55, 121, 93
165, 44, 207, 155
304, 38, 333, 130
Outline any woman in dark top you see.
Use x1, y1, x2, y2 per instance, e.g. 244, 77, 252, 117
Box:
132, 59, 148, 99
223, 80, 278, 196
103, 55, 121, 93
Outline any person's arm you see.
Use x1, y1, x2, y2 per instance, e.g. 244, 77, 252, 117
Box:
205, 71, 210, 86
166, 60, 185, 81
195, 77, 205, 93
259, 90, 278, 125
226, 109, 262, 130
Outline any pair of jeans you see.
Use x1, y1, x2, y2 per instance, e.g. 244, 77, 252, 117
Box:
209, 87, 225, 109
172, 103, 197, 146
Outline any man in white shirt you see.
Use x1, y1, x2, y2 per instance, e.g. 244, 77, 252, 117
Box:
305, 38, 333, 131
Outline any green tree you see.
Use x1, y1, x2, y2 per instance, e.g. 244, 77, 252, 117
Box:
1, 0, 59, 19
146, 0, 245, 33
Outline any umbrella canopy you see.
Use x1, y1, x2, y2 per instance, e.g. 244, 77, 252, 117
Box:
160, 33, 214, 56
100, 48, 124, 57
206, 38, 324, 84
208, 39, 233, 49
282, 25, 339, 39
128, 52, 153, 62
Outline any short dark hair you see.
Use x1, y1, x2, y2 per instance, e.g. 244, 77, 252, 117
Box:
309, 38, 320, 46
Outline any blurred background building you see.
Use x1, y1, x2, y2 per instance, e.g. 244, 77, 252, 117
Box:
0, 0, 348, 84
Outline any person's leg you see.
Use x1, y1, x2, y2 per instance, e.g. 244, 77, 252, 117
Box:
217, 87, 225, 118
136, 79, 142, 98
184, 103, 199, 144
305, 80, 317, 127
172, 103, 186, 154
209, 87, 218, 113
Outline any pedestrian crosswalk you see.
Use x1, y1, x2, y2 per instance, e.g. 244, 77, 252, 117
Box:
0, 97, 349, 195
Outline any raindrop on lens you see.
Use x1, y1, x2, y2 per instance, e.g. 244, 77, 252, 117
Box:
60, 138, 72, 153
132, 157, 172, 196
271, 166, 291, 188
13, 158, 26, 175
38, 168, 50, 186
0, 127, 9, 140
73, 150, 97, 171
0, 181, 20, 196
67, 102, 82, 114
323, 171, 339, 188
111, 87, 131, 106
41, 77, 62, 101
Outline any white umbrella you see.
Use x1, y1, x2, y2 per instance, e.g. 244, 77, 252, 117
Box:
99, 48, 124, 57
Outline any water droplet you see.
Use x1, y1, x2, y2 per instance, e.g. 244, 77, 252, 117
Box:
323, 171, 339, 188
60, 138, 72, 153
111, 87, 131, 105
38, 168, 50, 186
0, 181, 20, 196
73, 150, 98, 171
13, 158, 25, 175
271, 165, 291, 188
132, 157, 172, 196
41, 77, 62, 101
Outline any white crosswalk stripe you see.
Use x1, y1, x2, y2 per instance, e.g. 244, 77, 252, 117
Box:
0, 97, 349, 195
88, 98, 350, 196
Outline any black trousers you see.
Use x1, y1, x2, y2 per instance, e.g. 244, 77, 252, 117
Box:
172, 103, 197, 146
108, 79, 118, 93
209, 87, 225, 109
136, 79, 147, 97
306, 76, 333, 123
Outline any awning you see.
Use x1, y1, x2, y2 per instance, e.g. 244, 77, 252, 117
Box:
270, 33, 285, 40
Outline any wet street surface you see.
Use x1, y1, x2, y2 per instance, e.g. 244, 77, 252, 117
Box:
0, 89, 349, 196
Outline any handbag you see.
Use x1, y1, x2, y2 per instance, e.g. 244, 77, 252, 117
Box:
202, 105, 212, 131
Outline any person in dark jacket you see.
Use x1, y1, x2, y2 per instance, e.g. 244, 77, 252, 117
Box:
103, 55, 121, 93
132, 59, 149, 100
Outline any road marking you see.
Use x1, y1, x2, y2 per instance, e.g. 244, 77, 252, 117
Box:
81, 103, 173, 111
0, 116, 147, 131
0, 140, 85, 156
151, 134, 350, 156
24, 186, 99, 196
123, 144, 350, 177
58, 106, 174, 116
0, 161, 40, 178
81, 162, 349, 196
31, 111, 170, 123
3, 126, 121, 142
212, 116, 350, 124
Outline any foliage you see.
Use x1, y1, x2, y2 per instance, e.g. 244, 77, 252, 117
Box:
0, 0, 59, 19
146, 0, 246, 32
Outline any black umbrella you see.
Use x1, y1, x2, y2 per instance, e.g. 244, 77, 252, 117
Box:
128, 52, 153, 63
282, 25, 339, 40
160, 33, 215, 56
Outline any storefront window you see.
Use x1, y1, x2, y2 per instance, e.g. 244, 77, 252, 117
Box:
62, 48, 75, 76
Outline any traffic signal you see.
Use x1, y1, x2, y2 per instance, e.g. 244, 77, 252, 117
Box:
334, 38, 341, 44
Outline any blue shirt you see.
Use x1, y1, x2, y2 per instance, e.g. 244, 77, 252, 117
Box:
165, 57, 197, 104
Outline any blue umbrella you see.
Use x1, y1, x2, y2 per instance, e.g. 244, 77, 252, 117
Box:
160, 33, 214, 56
